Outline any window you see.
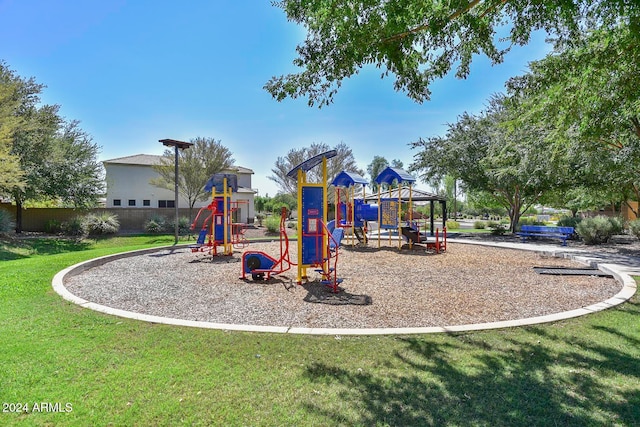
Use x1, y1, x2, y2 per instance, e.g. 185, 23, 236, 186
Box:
158, 200, 175, 208
128, 199, 136, 206
113, 199, 121, 206
143, 200, 150, 207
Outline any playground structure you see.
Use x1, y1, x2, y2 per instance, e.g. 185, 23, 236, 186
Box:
288, 150, 345, 292
334, 166, 448, 253
241, 206, 293, 280
189, 173, 248, 256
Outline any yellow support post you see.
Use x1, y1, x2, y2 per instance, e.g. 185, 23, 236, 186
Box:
322, 157, 328, 277
297, 168, 304, 284
397, 185, 402, 250
377, 185, 381, 249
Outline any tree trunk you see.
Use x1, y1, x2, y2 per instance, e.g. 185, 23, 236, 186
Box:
15, 199, 23, 234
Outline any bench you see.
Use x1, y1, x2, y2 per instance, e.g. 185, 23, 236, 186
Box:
517, 225, 574, 246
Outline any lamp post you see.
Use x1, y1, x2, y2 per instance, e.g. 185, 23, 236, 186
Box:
159, 139, 194, 244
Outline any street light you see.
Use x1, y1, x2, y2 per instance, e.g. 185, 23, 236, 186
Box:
159, 138, 194, 244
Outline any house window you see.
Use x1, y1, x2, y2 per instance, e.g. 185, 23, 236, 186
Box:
143, 200, 150, 207
158, 200, 175, 208
113, 199, 121, 206
128, 199, 136, 206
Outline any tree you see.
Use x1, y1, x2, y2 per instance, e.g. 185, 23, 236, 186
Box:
1, 62, 109, 232
266, 1, 637, 107
366, 156, 404, 192
39, 121, 104, 209
507, 21, 640, 215
410, 94, 565, 232
0, 72, 25, 193
269, 142, 363, 196
151, 137, 235, 216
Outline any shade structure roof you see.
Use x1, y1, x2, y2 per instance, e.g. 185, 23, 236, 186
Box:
204, 173, 238, 193
159, 139, 194, 149
286, 150, 337, 179
364, 186, 446, 203
331, 171, 369, 187
374, 166, 416, 185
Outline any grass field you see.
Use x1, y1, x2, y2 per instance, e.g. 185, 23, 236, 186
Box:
1, 235, 639, 426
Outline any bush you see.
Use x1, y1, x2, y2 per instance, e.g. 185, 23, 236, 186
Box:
473, 221, 486, 229
556, 216, 582, 228
43, 219, 63, 234
145, 216, 168, 234
178, 216, 192, 235
489, 223, 508, 235
628, 219, 640, 240
265, 215, 280, 233
446, 220, 460, 229
0, 209, 15, 233
575, 216, 619, 245
608, 216, 624, 235
62, 217, 88, 237
84, 213, 120, 235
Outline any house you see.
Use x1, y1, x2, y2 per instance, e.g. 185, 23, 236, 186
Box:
103, 154, 256, 223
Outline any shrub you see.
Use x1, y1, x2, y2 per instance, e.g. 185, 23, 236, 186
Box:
489, 223, 508, 235
473, 221, 486, 229
178, 216, 192, 235
62, 217, 88, 237
557, 216, 582, 229
575, 216, 619, 244
628, 219, 640, 240
446, 220, 460, 229
84, 212, 120, 235
44, 219, 63, 234
145, 217, 166, 234
608, 216, 624, 235
265, 215, 280, 233
0, 209, 15, 233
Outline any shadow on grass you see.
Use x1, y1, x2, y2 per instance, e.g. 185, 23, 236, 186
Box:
0, 237, 92, 260
302, 308, 640, 426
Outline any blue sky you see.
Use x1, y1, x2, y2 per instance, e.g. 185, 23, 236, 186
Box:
1, 1, 551, 197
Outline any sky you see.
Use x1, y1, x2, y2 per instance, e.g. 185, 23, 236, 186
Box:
0, 0, 552, 197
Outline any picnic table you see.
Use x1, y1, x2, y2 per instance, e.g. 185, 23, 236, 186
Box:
517, 225, 575, 246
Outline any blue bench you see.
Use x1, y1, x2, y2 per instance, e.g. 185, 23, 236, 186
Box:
517, 225, 574, 246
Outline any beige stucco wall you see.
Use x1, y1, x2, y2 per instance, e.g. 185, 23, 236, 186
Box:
104, 163, 255, 223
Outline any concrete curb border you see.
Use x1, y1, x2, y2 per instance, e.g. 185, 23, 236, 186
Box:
52, 240, 638, 335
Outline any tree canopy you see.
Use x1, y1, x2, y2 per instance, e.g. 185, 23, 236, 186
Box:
410, 94, 566, 231
1, 62, 104, 231
266, 0, 639, 107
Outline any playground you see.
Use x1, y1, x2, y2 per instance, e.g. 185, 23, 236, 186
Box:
62, 240, 622, 330
59, 150, 630, 332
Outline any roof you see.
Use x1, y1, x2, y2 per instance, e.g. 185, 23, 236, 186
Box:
286, 150, 337, 179
375, 167, 416, 185
364, 186, 446, 203
103, 154, 254, 174
331, 171, 369, 187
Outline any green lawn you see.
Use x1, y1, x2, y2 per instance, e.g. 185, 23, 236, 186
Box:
1, 235, 638, 426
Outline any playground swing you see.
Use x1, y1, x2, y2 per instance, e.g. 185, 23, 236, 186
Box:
241, 207, 294, 281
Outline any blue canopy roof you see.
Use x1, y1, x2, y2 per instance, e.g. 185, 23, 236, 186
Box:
286, 150, 337, 179
374, 167, 416, 185
331, 171, 369, 187
204, 173, 238, 193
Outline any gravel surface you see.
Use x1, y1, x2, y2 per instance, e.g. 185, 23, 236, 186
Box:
64, 239, 622, 329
